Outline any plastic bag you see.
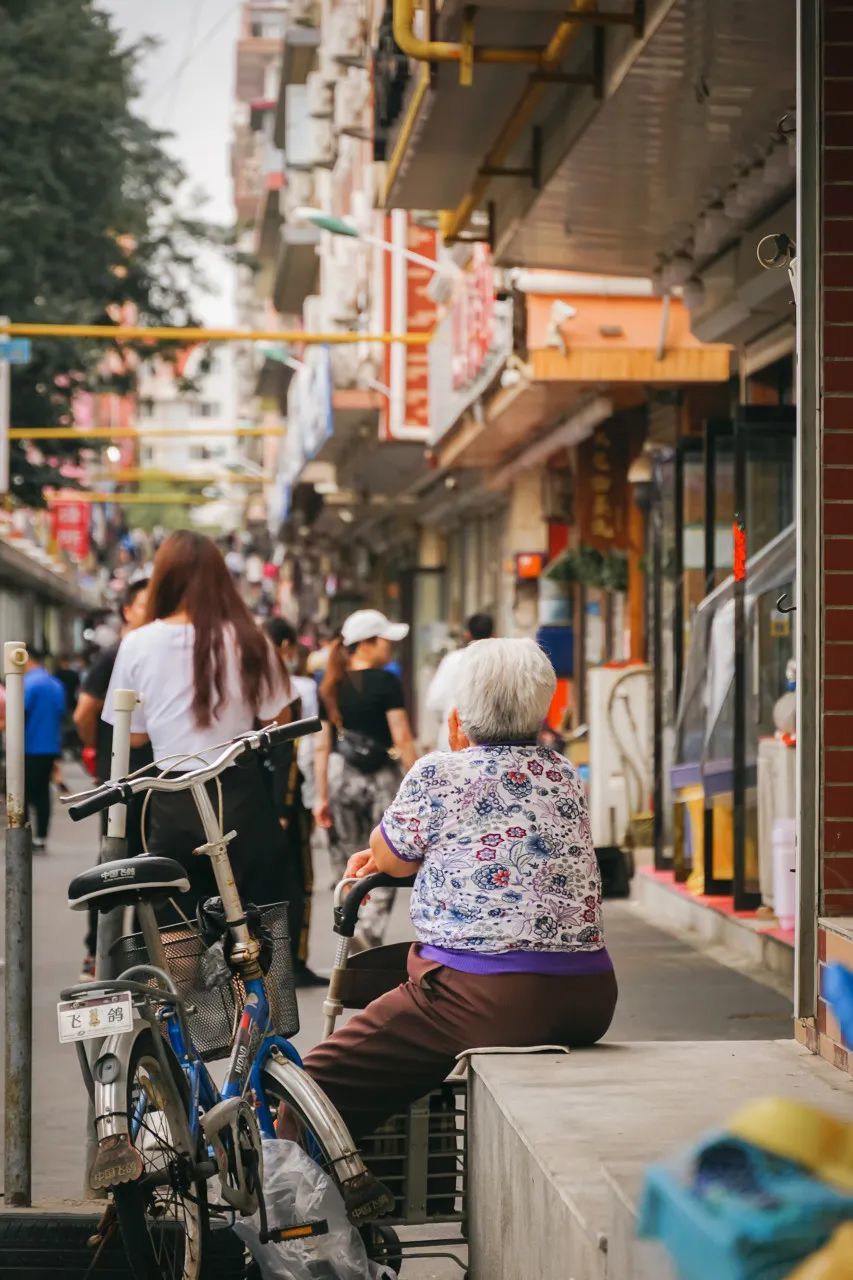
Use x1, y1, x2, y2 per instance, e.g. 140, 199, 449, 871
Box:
233, 1138, 397, 1280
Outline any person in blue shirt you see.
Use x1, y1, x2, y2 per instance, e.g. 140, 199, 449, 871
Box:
24, 649, 66, 851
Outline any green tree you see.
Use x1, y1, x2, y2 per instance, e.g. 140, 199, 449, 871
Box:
0, 0, 215, 506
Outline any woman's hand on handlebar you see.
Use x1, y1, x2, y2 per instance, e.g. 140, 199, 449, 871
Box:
345, 849, 379, 880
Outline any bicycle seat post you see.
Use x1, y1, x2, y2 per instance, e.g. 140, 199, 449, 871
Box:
190, 781, 261, 976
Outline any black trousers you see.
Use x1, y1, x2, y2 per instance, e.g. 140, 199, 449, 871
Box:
146, 762, 302, 940
25, 754, 56, 839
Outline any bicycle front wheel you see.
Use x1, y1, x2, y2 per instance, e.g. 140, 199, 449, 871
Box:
112, 1029, 208, 1280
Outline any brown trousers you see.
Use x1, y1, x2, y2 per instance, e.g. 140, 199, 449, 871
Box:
302, 946, 618, 1143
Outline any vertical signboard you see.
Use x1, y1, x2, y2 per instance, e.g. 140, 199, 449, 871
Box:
382, 210, 437, 441
51, 497, 90, 561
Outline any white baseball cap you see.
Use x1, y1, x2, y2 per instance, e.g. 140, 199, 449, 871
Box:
341, 609, 409, 647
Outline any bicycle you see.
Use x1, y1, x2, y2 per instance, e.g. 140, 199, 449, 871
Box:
58, 718, 393, 1280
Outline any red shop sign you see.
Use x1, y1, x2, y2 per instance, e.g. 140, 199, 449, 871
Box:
51, 500, 90, 561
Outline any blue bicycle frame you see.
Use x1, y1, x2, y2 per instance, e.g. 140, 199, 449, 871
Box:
153, 976, 304, 1145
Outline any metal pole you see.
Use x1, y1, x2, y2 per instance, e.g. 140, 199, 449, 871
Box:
95, 688, 139, 978
4, 640, 32, 1206
0, 316, 10, 496
87, 689, 139, 1193
732, 417, 749, 911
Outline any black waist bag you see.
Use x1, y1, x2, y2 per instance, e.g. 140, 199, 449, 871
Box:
337, 729, 392, 774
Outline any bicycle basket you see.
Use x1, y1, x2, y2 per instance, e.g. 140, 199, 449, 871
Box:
114, 902, 299, 1061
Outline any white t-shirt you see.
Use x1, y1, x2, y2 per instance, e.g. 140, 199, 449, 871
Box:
425, 648, 466, 751
103, 620, 294, 767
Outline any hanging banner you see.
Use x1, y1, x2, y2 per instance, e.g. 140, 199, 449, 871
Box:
51, 497, 90, 561
382, 210, 437, 441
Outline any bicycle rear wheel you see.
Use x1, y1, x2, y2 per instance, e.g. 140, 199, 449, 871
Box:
112, 1029, 208, 1280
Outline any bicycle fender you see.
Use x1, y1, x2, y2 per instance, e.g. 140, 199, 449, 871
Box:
89, 1025, 193, 1191
260, 1048, 395, 1223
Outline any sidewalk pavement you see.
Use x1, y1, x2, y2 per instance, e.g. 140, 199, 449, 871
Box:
0, 766, 793, 1276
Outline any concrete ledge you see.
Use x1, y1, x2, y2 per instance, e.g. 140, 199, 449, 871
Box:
635, 868, 795, 987
468, 1042, 853, 1280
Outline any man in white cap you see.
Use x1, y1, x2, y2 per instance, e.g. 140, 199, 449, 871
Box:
314, 609, 417, 948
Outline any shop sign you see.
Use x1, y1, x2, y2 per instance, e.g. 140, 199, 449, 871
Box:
382, 210, 438, 441
51, 498, 90, 561
428, 248, 512, 446
576, 419, 631, 551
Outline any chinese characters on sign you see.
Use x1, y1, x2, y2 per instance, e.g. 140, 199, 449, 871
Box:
576, 418, 633, 551
382, 210, 438, 440
50, 497, 90, 561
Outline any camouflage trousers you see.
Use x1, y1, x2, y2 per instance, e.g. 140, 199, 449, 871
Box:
327, 753, 402, 948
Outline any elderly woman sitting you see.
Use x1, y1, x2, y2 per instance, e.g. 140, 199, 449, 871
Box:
300, 637, 617, 1142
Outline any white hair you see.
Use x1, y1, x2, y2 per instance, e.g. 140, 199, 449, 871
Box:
453, 638, 557, 744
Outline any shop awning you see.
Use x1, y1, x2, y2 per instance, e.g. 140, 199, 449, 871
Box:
435, 290, 731, 469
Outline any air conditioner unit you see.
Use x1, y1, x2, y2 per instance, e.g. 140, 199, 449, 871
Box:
280, 169, 315, 220
317, 46, 339, 85
327, 5, 366, 66
289, 0, 319, 29
334, 67, 371, 139
306, 71, 334, 119
327, 272, 360, 324
308, 118, 337, 169
330, 344, 360, 389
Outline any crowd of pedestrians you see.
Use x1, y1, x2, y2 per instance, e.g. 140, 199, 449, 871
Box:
14, 529, 511, 985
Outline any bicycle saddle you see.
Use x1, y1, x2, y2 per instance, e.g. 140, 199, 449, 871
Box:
68, 857, 190, 912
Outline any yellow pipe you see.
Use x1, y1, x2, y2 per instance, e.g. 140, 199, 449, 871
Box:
0, 321, 431, 346
12, 427, 285, 440
392, 0, 546, 70
92, 470, 264, 485
440, 0, 598, 242
46, 492, 208, 505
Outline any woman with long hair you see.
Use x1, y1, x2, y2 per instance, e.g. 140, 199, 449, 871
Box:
103, 530, 298, 921
314, 609, 417, 949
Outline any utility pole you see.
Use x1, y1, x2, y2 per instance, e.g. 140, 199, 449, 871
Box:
4, 641, 33, 1206
0, 317, 10, 495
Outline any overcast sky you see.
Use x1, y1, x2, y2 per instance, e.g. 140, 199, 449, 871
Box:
100, 0, 241, 323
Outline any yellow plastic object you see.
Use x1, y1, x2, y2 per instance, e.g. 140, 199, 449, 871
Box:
785, 1224, 853, 1279
728, 1099, 853, 1194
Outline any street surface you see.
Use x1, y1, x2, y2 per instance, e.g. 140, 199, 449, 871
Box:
0, 764, 793, 1277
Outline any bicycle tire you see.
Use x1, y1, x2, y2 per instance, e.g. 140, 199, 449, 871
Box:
112, 1028, 209, 1280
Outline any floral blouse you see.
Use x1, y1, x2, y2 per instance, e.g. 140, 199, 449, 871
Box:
380, 745, 604, 955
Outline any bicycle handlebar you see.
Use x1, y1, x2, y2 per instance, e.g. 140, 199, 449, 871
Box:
333, 871, 417, 938
65, 717, 322, 822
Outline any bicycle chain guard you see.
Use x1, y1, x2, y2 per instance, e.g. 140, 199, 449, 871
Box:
201, 1097, 264, 1216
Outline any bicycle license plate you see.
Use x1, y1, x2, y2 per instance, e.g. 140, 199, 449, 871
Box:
57, 992, 133, 1044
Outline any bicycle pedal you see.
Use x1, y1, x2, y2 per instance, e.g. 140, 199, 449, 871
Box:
89, 1133, 144, 1191
259, 1218, 329, 1245
340, 1170, 396, 1224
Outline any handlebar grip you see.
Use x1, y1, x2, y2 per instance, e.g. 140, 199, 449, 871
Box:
334, 871, 418, 938
256, 717, 322, 750
67, 782, 128, 822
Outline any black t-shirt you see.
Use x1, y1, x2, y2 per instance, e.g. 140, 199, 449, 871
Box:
319, 669, 405, 749
82, 644, 155, 782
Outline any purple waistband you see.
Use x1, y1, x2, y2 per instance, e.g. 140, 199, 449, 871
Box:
417, 944, 614, 977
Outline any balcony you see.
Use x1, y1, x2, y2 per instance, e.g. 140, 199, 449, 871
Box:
273, 19, 321, 149
271, 223, 320, 315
